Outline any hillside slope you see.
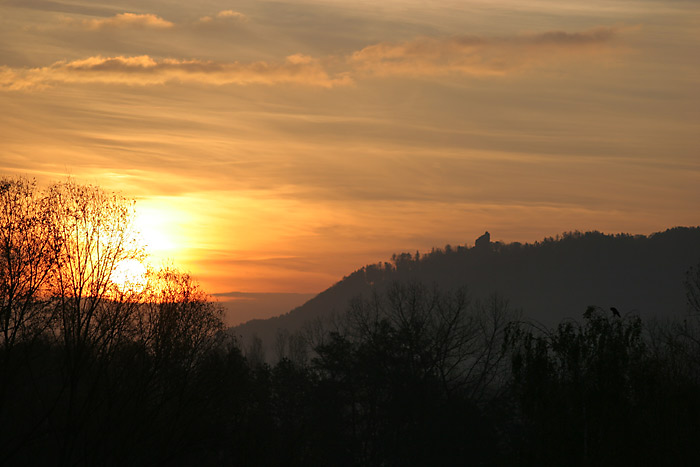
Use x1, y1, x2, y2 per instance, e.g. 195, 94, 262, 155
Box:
232, 227, 700, 349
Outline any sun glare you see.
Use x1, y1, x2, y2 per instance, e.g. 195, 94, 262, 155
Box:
133, 199, 188, 263
112, 258, 148, 292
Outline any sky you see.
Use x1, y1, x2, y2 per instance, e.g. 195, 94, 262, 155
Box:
1, 0, 699, 295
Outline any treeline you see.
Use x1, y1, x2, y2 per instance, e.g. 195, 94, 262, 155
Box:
5, 281, 700, 465
244, 281, 700, 466
3, 176, 700, 465
366, 228, 700, 298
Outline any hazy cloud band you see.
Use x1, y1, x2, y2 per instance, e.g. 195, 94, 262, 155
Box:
0, 54, 350, 90
351, 27, 622, 77
0, 27, 625, 90
68, 12, 175, 30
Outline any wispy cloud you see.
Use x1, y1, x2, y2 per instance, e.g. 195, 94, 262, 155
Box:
66, 12, 175, 30
3, 0, 117, 16
197, 10, 249, 26
0, 27, 626, 91
0, 54, 352, 90
350, 27, 623, 77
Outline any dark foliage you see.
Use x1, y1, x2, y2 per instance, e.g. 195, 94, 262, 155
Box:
3, 176, 700, 465
507, 305, 700, 465
5, 281, 700, 465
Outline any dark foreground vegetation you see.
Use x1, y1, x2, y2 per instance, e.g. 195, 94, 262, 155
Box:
2, 176, 700, 465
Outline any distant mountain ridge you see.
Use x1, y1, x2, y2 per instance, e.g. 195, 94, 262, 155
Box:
214, 292, 316, 327
232, 227, 700, 349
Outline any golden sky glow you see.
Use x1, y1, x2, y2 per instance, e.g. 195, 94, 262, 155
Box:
111, 257, 148, 293
1, 0, 699, 294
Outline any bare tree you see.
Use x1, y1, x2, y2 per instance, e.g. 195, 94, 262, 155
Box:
44, 180, 145, 365
0, 177, 55, 351
139, 267, 224, 369
0, 177, 58, 448
343, 282, 517, 401
0, 176, 229, 464
288, 331, 309, 367
245, 334, 267, 368
273, 328, 289, 363
687, 262, 700, 316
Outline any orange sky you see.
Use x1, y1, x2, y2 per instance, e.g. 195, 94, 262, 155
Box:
1, 0, 699, 294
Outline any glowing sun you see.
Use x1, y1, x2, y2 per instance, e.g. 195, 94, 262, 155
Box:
112, 258, 148, 292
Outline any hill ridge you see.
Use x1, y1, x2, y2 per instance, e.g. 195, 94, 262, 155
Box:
232, 226, 700, 350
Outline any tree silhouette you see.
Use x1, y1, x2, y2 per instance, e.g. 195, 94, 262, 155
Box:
686, 262, 700, 315
311, 283, 514, 465
0, 176, 228, 465
505, 305, 700, 465
0, 177, 55, 351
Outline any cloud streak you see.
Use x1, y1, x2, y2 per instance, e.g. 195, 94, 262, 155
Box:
0, 27, 625, 91
197, 10, 249, 26
3, 0, 117, 16
66, 12, 175, 30
351, 27, 622, 77
0, 54, 351, 90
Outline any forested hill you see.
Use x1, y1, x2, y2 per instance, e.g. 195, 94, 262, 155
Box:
232, 227, 700, 347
